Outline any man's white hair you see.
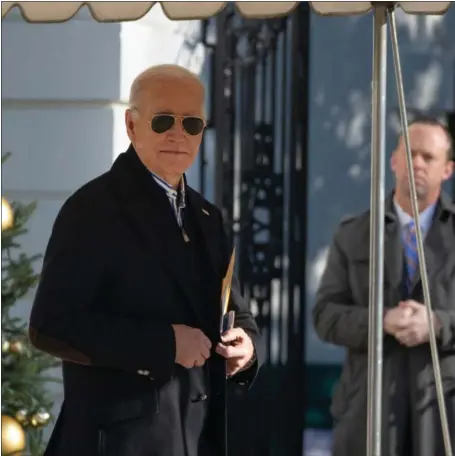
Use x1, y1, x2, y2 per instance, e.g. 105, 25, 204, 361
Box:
128, 64, 205, 109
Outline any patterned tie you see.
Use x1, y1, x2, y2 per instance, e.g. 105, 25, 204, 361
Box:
404, 221, 418, 293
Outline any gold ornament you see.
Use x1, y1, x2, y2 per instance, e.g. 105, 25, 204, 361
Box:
14, 410, 28, 426
1, 415, 25, 455
2, 340, 10, 353
1, 197, 14, 232
30, 409, 50, 427
9, 342, 24, 355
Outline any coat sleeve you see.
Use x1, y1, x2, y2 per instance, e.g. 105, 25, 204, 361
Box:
434, 309, 455, 353
312, 225, 372, 351
29, 195, 176, 384
216, 210, 263, 388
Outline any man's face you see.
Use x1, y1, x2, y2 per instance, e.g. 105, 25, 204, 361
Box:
390, 123, 453, 202
125, 76, 205, 184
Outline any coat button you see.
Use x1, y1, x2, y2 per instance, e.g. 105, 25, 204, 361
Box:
137, 369, 150, 376
191, 394, 209, 403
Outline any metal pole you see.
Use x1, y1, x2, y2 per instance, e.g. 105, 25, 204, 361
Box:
367, 5, 388, 456
388, 6, 453, 456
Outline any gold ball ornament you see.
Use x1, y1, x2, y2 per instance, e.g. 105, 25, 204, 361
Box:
30, 410, 50, 427
2, 340, 10, 353
1, 415, 25, 456
8, 342, 24, 355
14, 410, 28, 426
1, 197, 14, 232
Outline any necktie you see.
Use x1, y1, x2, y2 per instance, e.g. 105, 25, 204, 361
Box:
404, 221, 418, 293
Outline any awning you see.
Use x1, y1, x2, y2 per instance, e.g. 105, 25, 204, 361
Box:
1, 1, 452, 23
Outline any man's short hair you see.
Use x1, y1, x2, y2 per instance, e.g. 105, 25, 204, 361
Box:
128, 64, 205, 110
397, 115, 454, 161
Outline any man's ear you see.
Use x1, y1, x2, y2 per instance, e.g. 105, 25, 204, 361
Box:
125, 109, 136, 142
442, 159, 454, 182
390, 150, 397, 173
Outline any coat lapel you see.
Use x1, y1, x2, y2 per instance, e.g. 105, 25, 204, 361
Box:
384, 196, 404, 291
185, 188, 223, 282
107, 146, 207, 325
184, 188, 225, 335
384, 220, 404, 291
385, 192, 455, 294
413, 195, 454, 289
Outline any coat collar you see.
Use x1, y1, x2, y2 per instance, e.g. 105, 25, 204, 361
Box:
384, 191, 455, 224
383, 190, 454, 292
107, 145, 222, 326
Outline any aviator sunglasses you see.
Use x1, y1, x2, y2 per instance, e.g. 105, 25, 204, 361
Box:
150, 114, 206, 136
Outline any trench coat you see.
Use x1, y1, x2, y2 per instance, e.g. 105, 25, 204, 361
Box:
313, 193, 455, 456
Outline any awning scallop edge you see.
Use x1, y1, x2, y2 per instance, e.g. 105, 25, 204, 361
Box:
1, 1, 451, 23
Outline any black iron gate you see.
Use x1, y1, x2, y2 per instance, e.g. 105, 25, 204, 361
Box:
199, 4, 311, 455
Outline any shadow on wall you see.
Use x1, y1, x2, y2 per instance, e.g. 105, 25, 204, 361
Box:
305, 8, 455, 364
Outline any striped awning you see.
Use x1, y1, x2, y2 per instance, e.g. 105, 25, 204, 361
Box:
1, 1, 452, 23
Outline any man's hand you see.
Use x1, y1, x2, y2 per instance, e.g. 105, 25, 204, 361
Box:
384, 305, 413, 336
394, 300, 441, 347
172, 324, 212, 368
215, 327, 255, 377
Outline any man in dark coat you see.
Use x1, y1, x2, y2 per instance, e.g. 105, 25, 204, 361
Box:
313, 118, 455, 456
29, 64, 262, 456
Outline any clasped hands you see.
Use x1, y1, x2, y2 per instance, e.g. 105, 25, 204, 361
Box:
384, 300, 442, 347
172, 324, 255, 376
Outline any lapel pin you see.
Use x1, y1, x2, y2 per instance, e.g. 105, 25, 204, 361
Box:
202, 209, 210, 216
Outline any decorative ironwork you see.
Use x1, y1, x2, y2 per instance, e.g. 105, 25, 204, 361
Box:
201, 4, 311, 455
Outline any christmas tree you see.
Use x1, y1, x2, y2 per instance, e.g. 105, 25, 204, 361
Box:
1, 153, 60, 456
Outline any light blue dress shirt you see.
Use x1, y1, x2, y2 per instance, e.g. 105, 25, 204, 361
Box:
393, 199, 436, 244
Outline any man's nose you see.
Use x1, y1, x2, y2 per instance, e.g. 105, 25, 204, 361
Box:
167, 120, 186, 139
412, 154, 426, 170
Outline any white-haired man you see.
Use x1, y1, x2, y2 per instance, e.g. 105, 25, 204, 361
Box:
30, 64, 262, 456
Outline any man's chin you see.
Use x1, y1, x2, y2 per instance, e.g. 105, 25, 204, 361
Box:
405, 185, 427, 200
416, 185, 428, 199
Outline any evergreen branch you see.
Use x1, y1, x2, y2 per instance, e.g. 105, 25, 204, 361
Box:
1, 181, 59, 456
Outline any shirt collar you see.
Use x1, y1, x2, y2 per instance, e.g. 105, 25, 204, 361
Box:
150, 172, 186, 208
393, 198, 436, 231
